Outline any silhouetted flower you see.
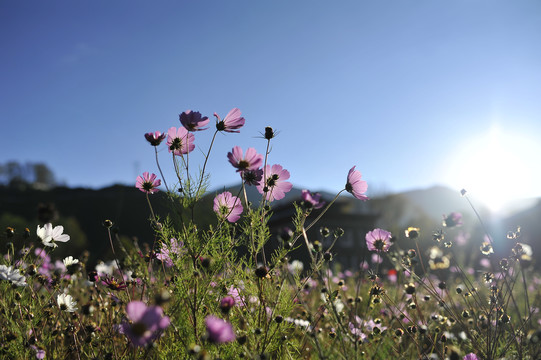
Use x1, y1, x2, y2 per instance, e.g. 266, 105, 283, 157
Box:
365, 228, 392, 252
345, 166, 368, 201
405, 227, 420, 240
301, 190, 325, 209
213, 191, 243, 223
215, 108, 245, 133
37, 223, 70, 248
443, 212, 463, 227
144, 131, 166, 146
135, 172, 161, 194
257, 164, 293, 202
179, 110, 209, 131
205, 315, 236, 343
227, 146, 263, 172
242, 169, 263, 186
121, 301, 170, 347
166, 126, 195, 155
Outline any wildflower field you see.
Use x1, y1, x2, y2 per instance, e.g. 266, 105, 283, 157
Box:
1, 108, 540, 360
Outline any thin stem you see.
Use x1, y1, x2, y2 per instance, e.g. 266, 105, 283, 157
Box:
154, 147, 170, 193
195, 129, 219, 199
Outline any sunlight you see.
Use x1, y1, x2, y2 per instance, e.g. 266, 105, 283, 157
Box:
447, 124, 539, 213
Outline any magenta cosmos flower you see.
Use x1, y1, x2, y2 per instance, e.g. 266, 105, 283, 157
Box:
121, 301, 170, 347
463, 354, 478, 360
257, 164, 293, 202
166, 126, 195, 155
215, 108, 245, 133
301, 189, 325, 209
144, 131, 166, 146
136, 172, 161, 194
365, 228, 392, 252
213, 191, 243, 223
227, 146, 263, 172
345, 166, 368, 201
205, 315, 235, 343
179, 110, 209, 132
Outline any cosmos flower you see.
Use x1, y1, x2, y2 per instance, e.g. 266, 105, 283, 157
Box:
205, 315, 236, 343
102, 276, 128, 291
257, 164, 293, 202
0, 265, 27, 287
215, 108, 245, 133
219, 296, 235, 314
179, 110, 209, 131
135, 172, 161, 194
156, 238, 184, 267
345, 166, 368, 201
63, 256, 79, 267
301, 189, 325, 209
365, 228, 392, 252
57, 293, 77, 312
36, 223, 70, 248
463, 354, 479, 360
166, 126, 195, 155
121, 301, 170, 347
213, 191, 243, 223
227, 146, 263, 172
241, 169, 263, 186
144, 131, 166, 146
443, 212, 463, 227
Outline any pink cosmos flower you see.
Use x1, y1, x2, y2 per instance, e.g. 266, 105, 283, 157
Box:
179, 110, 209, 132
215, 108, 245, 133
345, 166, 368, 201
166, 126, 195, 155
144, 131, 166, 146
463, 354, 478, 360
257, 164, 293, 202
156, 238, 183, 267
301, 190, 325, 209
135, 172, 161, 194
365, 228, 392, 252
205, 315, 236, 343
227, 146, 263, 172
121, 301, 170, 347
213, 191, 243, 223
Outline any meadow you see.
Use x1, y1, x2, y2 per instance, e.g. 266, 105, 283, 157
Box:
1, 109, 538, 360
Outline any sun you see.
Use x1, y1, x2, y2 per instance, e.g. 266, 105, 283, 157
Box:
446, 124, 539, 213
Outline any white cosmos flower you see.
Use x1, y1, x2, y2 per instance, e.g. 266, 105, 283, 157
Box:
57, 293, 77, 312
0, 265, 27, 287
36, 223, 70, 248
63, 256, 79, 267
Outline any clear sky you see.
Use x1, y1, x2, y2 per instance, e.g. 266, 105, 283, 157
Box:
1, 1, 541, 211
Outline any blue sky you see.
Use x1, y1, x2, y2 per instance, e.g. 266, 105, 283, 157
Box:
2, 1, 541, 208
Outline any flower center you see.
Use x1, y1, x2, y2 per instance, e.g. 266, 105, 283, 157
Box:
131, 322, 148, 337
142, 181, 154, 191
374, 239, 385, 251
266, 174, 279, 187
237, 160, 249, 170
170, 138, 182, 151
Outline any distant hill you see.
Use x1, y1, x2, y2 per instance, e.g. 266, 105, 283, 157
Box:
1, 183, 539, 268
